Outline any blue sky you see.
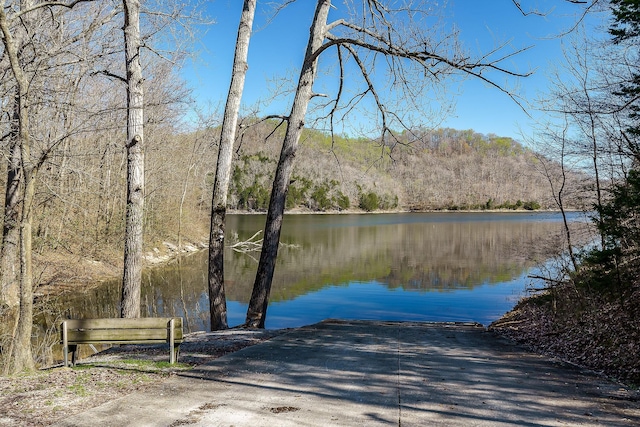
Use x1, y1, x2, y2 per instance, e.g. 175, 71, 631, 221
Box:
181, 0, 605, 143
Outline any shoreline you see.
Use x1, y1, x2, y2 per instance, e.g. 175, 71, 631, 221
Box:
36, 208, 576, 298
231, 207, 576, 215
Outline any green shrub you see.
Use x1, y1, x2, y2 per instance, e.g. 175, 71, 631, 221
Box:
359, 191, 379, 212
238, 180, 269, 211
311, 183, 332, 211
335, 191, 350, 210
485, 198, 494, 210
379, 194, 399, 210
286, 176, 312, 209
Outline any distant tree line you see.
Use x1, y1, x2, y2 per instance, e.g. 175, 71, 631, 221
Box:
220, 123, 585, 214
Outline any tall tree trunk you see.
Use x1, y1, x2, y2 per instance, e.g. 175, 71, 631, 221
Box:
121, 0, 145, 319
245, 0, 331, 328
0, 3, 35, 373
11, 165, 36, 374
0, 93, 22, 373
0, 92, 22, 310
209, 0, 257, 331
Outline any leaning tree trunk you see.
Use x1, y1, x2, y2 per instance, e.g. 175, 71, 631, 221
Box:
245, 0, 331, 328
121, 0, 145, 319
209, 0, 257, 331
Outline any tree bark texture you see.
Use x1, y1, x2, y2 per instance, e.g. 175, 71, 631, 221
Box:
209, 0, 257, 331
0, 91, 22, 309
121, 0, 145, 319
14, 162, 36, 374
245, 0, 331, 328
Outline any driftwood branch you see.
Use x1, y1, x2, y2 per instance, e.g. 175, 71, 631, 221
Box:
228, 230, 299, 254
229, 230, 264, 253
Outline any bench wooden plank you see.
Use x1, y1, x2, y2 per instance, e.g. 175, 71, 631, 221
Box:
61, 317, 183, 367
66, 328, 183, 342
64, 317, 183, 330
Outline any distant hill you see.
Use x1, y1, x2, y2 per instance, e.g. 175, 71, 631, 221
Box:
223, 121, 590, 213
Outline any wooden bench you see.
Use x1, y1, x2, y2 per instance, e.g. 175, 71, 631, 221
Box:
60, 317, 183, 367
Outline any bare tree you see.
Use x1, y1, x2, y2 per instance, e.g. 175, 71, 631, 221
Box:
545, 38, 614, 248
119, 0, 208, 318
0, 0, 40, 315
0, 0, 36, 373
209, 0, 257, 330
244, 1, 333, 327
120, 0, 145, 319
531, 121, 582, 271
0, 0, 201, 371
244, 0, 599, 327
531, 20, 634, 268
0, 0, 105, 373
0, 0, 136, 373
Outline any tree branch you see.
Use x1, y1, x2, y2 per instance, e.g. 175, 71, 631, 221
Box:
12, 0, 94, 21
91, 69, 127, 84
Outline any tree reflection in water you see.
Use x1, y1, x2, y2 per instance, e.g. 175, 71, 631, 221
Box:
51, 212, 580, 331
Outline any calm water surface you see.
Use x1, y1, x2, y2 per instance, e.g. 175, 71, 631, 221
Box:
56, 212, 582, 331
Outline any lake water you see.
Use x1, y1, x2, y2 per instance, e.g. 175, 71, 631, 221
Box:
54, 212, 581, 331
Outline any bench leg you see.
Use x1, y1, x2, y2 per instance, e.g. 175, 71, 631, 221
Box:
70, 345, 78, 367
62, 320, 69, 367
172, 344, 180, 364
169, 318, 175, 364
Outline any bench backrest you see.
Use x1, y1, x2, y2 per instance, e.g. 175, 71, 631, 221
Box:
62, 317, 183, 344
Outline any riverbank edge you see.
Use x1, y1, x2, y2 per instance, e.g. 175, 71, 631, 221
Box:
34, 208, 568, 298
489, 291, 640, 388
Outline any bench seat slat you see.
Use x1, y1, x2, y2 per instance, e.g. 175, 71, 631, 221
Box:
67, 329, 183, 343
65, 318, 182, 330
68, 339, 178, 345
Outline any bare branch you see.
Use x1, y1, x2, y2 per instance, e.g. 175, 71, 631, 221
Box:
141, 42, 177, 64
235, 115, 289, 155
322, 30, 530, 113
511, 0, 601, 36
511, 0, 590, 17
91, 69, 126, 83
12, 0, 93, 20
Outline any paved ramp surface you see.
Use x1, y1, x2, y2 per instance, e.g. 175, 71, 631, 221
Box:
57, 320, 640, 426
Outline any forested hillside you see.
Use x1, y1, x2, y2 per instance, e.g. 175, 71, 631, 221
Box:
15, 117, 588, 289
225, 121, 588, 213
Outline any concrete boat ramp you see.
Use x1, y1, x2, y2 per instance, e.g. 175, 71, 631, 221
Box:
57, 320, 639, 426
